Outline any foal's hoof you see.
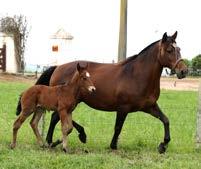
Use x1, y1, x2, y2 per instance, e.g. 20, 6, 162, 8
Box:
62, 148, 68, 153
158, 142, 167, 154
79, 133, 87, 143
40, 144, 48, 149
10, 143, 16, 149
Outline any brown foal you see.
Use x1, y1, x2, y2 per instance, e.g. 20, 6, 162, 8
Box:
10, 63, 96, 152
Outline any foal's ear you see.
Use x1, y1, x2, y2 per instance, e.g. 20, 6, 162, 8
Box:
162, 32, 168, 43
172, 31, 177, 40
77, 62, 88, 73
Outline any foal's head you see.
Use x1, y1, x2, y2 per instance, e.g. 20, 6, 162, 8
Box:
76, 63, 96, 93
158, 31, 188, 79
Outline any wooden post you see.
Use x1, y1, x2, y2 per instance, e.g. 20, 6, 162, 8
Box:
118, 0, 127, 62
196, 80, 201, 147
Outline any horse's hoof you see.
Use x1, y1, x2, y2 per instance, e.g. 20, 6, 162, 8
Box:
50, 140, 62, 148
110, 144, 117, 150
10, 143, 16, 149
158, 142, 167, 154
79, 133, 87, 143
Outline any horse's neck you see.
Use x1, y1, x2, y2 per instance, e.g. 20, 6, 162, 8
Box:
140, 43, 162, 73
63, 76, 80, 97
129, 44, 163, 89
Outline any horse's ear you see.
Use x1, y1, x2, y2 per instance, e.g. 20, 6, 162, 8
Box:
172, 31, 177, 40
77, 63, 81, 73
162, 32, 168, 43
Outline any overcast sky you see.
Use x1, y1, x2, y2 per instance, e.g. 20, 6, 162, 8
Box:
0, 0, 201, 65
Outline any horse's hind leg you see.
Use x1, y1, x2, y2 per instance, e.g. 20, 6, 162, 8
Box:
46, 111, 60, 145
145, 103, 170, 154
10, 113, 30, 149
30, 110, 44, 147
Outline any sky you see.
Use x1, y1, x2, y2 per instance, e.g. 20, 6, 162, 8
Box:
0, 0, 201, 65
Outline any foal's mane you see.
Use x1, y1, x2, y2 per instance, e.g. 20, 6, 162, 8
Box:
119, 40, 160, 66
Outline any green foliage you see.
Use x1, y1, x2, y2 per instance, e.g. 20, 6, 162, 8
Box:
0, 81, 199, 168
183, 58, 191, 68
192, 54, 201, 71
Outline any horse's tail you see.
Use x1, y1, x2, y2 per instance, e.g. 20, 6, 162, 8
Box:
35, 66, 57, 85
15, 66, 57, 116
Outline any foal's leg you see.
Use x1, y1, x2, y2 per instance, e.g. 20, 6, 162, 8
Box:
59, 110, 73, 152
46, 111, 86, 146
145, 103, 170, 154
30, 111, 44, 147
10, 113, 30, 149
110, 111, 128, 150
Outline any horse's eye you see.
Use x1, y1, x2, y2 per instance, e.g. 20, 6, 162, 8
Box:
83, 77, 87, 80
167, 46, 173, 53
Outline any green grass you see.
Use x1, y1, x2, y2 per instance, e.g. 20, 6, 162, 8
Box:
0, 81, 201, 169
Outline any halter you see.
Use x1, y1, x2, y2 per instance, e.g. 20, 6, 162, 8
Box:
172, 58, 184, 71
171, 42, 183, 71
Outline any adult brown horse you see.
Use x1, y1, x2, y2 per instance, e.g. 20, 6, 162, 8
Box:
17, 31, 188, 153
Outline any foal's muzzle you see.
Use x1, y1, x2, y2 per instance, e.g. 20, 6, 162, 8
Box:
88, 86, 96, 92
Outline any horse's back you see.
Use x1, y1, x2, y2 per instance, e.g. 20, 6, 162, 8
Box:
50, 60, 117, 86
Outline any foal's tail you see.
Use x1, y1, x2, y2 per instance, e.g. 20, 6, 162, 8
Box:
15, 66, 57, 116
16, 95, 22, 115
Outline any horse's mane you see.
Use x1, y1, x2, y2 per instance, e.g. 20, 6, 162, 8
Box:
119, 40, 160, 66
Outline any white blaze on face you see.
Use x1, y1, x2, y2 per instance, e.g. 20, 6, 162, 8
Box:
86, 72, 90, 77
172, 43, 177, 48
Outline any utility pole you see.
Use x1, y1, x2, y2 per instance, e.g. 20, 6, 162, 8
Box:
118, 0, 127, 62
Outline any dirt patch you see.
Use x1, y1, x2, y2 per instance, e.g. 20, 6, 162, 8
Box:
0, 73, 200, 91
0, 73, 36, 85
160, 77, 200, 91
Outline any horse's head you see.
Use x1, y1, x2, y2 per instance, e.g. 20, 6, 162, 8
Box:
158, 31, 188, 79
77, 63, 96, 93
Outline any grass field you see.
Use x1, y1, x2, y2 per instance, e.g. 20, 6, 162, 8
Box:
0, 81, 201, 169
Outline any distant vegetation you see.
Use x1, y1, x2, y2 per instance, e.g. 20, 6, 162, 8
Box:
183, 54, 201, 76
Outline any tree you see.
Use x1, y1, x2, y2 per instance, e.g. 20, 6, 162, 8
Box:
0, 15, 29, 72
183, 58, 191, 68
192, 54, 201, 71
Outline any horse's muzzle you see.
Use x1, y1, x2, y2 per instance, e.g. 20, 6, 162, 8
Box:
176, 68, 188, 79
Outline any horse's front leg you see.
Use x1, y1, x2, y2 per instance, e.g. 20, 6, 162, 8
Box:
145, 103, 170, 153
110, 111, 128, 150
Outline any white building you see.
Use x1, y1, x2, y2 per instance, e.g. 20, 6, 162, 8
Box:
49, 28, 74, 65
0, 33, 17, 73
